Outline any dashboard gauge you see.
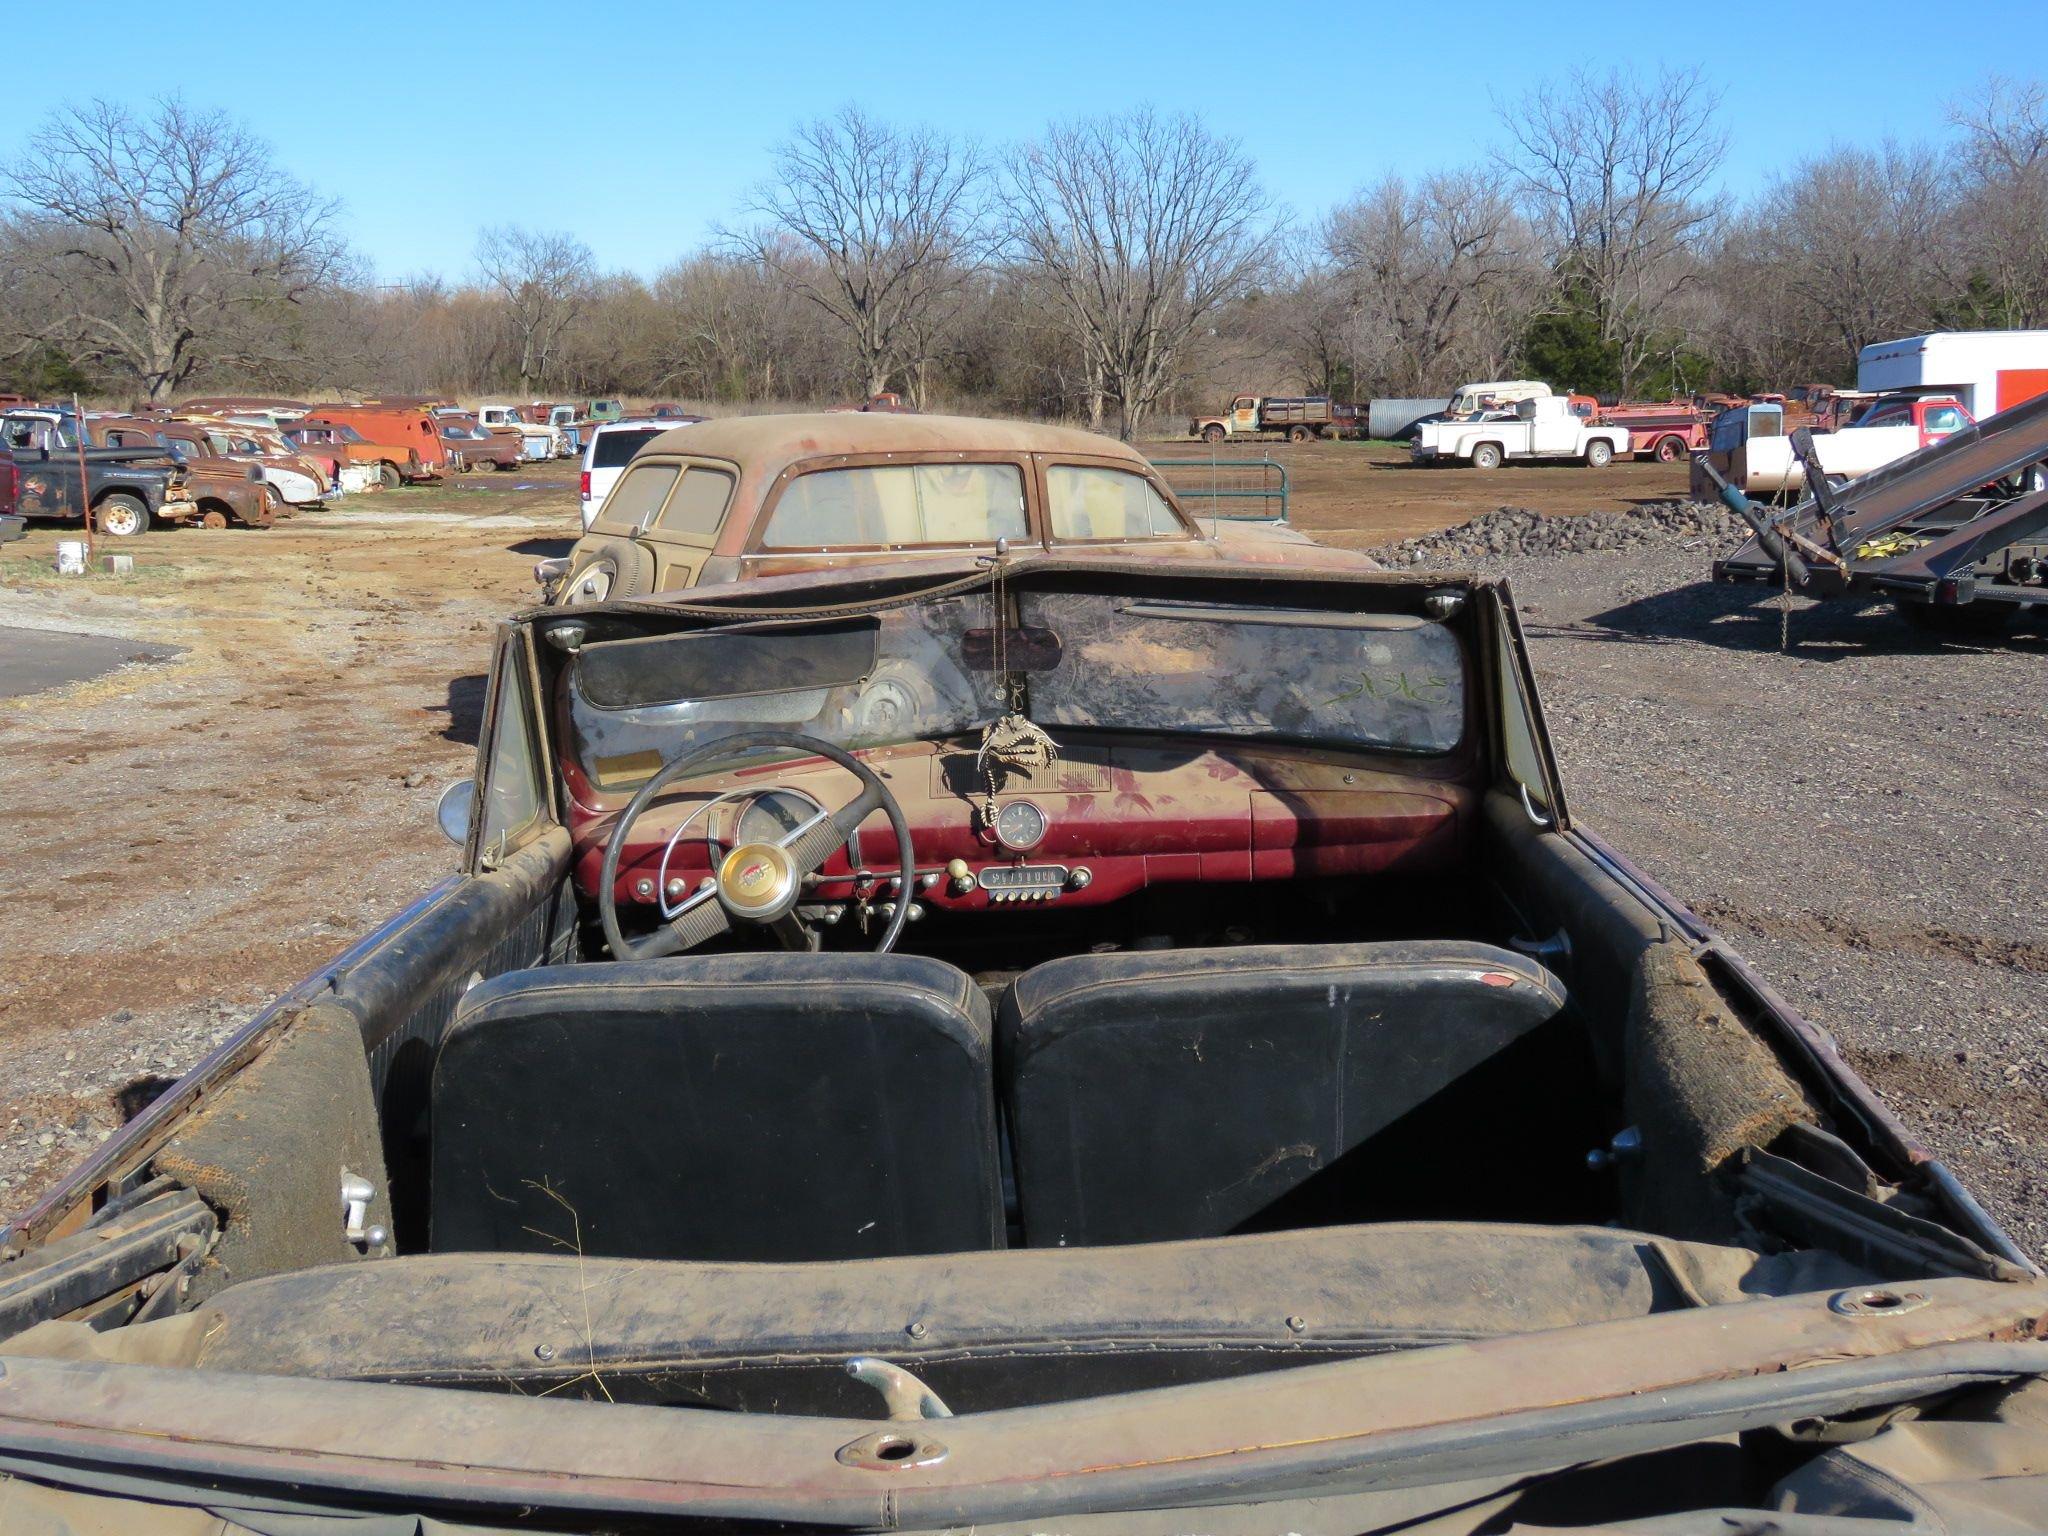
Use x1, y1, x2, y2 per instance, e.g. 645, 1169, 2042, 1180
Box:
736, 789, 823, 845
991, 799, 1049, 852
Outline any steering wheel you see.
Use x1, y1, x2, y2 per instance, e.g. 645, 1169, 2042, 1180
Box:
598, 730, 915, 961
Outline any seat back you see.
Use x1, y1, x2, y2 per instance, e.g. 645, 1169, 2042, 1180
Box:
999, 941, 1591, 1247
432, 953, 1002, 1262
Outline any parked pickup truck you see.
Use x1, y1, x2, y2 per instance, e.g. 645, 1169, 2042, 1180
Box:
1189, 394, 1362, 444
1692, 395, 1974, 498
0, 416, 195, 536
1411, 395, 1633, 469
476, 405, 560, 462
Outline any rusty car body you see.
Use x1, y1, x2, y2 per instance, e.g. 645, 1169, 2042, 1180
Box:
285, 418, 424, 490
159, 418, 333, 508
86, 418, 275, 528
433, 411, 521, 471
302, 403, 449, 478
546, 411, 1344, 604
3, 445, 2047, 1528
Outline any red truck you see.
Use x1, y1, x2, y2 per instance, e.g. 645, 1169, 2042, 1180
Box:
1566, 397, 1709, 462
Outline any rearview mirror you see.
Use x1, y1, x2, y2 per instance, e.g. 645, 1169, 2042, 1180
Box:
436, 780, 476, 848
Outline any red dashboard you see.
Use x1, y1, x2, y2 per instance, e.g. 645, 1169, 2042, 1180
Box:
567, 737, 1474, 918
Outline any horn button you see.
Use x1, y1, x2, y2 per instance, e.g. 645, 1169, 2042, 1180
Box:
718, 842, 801, 921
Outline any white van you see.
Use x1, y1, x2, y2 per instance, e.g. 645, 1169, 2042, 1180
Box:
580, 419, 698, 529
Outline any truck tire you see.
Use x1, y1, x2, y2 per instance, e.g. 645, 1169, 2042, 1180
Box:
1201, 423, 1225, 445
94, 493, 150, 538
1654, 435, 1686, 463
1284, 425, 1309, 444
1470, 443, 1503, 471
378, 461, 403, 491
1584, 439, 1615, 468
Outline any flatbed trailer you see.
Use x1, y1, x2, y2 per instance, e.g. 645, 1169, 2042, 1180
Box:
1710, 388, 2048, 629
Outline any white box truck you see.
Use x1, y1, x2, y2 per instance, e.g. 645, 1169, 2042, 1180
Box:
1857, 331, 2048, 420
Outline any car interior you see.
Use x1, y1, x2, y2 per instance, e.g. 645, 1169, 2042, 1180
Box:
80, 567, 2009, 1429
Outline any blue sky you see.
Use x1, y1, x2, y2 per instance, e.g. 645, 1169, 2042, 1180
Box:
3, 1, 2043, 281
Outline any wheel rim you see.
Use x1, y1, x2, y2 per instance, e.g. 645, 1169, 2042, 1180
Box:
103, 504, 140, 536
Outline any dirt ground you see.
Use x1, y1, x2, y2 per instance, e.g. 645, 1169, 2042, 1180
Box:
1150, 436, 1695, 544
3, 441, 2041, 1262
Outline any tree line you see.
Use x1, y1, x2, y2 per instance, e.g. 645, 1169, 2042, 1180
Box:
3, 77, 2044, 436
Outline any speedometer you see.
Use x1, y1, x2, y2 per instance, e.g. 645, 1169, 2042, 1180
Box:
736, 790, 822, 845
991, 800, 1049, 852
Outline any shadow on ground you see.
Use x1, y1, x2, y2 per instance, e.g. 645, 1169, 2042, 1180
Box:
1534, 579, 2048, 662
432, 674, 489, 746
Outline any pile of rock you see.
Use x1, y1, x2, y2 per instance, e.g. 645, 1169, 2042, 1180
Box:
1377, 500, 1748, 566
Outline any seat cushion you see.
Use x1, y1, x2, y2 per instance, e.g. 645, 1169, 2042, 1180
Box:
1000, 941, 1594, 1247
431, 952, 1002, 1262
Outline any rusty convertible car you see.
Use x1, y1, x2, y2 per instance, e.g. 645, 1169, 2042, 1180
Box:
2, 529, 2047, 1531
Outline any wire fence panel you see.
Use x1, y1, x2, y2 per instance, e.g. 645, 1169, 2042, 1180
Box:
1149, 457, 1289, 524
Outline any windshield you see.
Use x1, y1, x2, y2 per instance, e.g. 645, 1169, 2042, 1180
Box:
564, 587, 1465, 792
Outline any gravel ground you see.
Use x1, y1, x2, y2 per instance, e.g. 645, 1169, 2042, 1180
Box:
1378, 508, 2048, 1258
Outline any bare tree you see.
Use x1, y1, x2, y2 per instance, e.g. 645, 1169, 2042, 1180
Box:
0, 98, 344, 402
1497, 68, 1726, 393
1001, 108, 1276, 438
1950, 77, 2048, 325
1710, 144, 1956, 381
733, 106, 983, 398
475, 225, 595, 392
1326, 168, 1536, 395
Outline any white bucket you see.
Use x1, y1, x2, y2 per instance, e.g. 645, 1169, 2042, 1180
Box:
55, 540, 88, 575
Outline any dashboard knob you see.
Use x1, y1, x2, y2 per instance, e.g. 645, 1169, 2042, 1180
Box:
1067, 866, 1093, 891
946, 857, 974, 895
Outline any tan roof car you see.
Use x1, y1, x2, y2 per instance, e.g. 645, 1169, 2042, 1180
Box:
543, 411, 1343, 604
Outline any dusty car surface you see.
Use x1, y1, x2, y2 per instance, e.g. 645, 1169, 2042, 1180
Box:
3, 539, 2047, 1532
548, 411, 1316, 603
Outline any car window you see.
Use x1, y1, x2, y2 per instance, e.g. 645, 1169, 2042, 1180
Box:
597, 462, 680, 529
1924, 406, 1965, 434
479, 645, 546, 865
652, 466, 736, 537
1045, 465, 1186, 540
760, 463, 1028, 549
592, 428, 662, 469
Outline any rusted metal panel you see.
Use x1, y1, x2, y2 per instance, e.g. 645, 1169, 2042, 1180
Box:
0, 1280, 2043, 1524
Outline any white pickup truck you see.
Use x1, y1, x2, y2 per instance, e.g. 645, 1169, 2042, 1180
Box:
1692, 395, 1975, 497
476, 405, 562, 462
1411, 395, 1632, 469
